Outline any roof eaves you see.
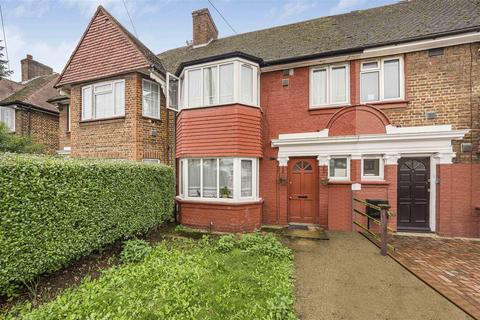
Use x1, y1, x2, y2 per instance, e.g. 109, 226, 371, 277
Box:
0, 100, 59, 115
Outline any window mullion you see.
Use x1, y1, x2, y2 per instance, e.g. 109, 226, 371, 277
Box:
216, 159, 220, 198
200, 159, 203, 198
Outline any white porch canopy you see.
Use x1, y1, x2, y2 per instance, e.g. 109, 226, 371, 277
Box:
271, 125, 469, 166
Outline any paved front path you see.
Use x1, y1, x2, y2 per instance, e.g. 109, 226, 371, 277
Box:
391, 235, 480, 319
288, 232, 471, 320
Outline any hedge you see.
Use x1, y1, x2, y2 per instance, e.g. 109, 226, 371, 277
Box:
0, 154, 175, 296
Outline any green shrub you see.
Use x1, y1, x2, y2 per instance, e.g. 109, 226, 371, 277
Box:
0, 154, 175, 296
0, 123, 44, 154
215, 234, 235, 253
120, 239, 152, 263
239, 233, 292, 260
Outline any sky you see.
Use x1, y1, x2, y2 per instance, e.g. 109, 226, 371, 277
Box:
1, 0, 398, 82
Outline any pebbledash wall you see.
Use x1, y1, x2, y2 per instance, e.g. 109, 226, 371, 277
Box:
14, 108, 59, 154
260, 43, 480, 238
68, 72, 175, 163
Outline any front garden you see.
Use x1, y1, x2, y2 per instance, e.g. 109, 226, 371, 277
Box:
3, 233, 296, 319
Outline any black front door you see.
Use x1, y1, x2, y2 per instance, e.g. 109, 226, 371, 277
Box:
397, 157, 430, 231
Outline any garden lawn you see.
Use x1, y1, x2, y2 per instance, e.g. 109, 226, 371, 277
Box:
6, 234, 295, 320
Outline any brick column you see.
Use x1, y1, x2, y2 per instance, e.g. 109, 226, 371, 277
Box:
437, 163, 453, 236
384, 154, 400, 231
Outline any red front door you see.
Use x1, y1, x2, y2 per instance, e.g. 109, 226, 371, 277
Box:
288, 158, 317, 224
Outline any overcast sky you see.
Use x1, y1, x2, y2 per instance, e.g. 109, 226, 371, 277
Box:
1, 0, 397, 82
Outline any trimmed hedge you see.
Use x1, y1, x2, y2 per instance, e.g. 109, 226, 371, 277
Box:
0, 154, 175, 296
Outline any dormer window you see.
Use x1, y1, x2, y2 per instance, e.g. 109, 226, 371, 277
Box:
174, 58, 259, 110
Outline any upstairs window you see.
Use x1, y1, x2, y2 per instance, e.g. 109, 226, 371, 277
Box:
82, 80, 125, 121
0, 106, 15, 131
360, 57, 403, 103
142, 79, 161, 119
181, 59, 258, 109
310, 64, 349, 108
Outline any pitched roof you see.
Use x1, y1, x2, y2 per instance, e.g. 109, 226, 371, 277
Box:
158, 0, 480, 73
0, 74, 60, 114
56, 6, 165, 87
0, 78, 24, 101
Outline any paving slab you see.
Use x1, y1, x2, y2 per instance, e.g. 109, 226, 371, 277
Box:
288, 231, 471, 320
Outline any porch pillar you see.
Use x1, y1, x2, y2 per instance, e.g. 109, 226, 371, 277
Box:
317, 156, 330, 227
384, 154, 400, 231
276, 157, 289, 226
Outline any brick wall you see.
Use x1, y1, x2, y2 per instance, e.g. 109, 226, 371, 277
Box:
69, 72, 174, 164
15, 108, 59, 154
384, 43, 480, 163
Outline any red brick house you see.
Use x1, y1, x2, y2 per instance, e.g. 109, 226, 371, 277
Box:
157, 0, 480, 237
0, 55, 61, 154
55, 7, 174, 163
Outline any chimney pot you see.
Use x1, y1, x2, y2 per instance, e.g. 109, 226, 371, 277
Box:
192, 8, 218, 46
26, 54, 33, 60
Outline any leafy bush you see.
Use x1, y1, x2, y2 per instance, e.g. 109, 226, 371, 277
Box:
120, 239, 152, 263
238, 233, 292, 259
0, 154, 175, 296
7, 236, 296, 319
0, 123, 44, 154
215, 234, 236, 253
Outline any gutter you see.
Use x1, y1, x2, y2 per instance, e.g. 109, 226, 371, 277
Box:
0, 101, 60, 117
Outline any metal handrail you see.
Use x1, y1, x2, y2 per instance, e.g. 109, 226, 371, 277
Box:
353, 197, 396, 217
353, 209, 395, 233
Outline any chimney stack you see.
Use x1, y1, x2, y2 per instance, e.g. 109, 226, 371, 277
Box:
21, 54, 53, 82
192, 8, 218, 46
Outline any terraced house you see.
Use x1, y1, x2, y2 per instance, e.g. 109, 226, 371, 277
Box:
0, 55, 62, 154
63, 0, 479, 237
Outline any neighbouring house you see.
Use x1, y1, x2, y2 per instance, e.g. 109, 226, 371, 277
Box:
156, 0, 480, 237
54, 7, 175, 163
0, 55, 61, 154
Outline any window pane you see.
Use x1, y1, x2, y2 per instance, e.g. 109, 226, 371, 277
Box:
188, 69, 202, 107
384, 59, 400, 99
312, 69, 327, 105
114, 81, 125, 116
203, 66, 217, 105
363, 159, 380, 176
361, 71, 379, 102
329, 158, 348, 178
143, 80, 159, 118
94, 92, 114, 118
219, 158, 233, 198
241, 65, 253, 103
179, 160, 184, 196
66, 106, 70, 131
219, 64, 233, 103
94, 83, 112, 93
82, 86, 92, 120
188, 159, 201, 197
202, 159, 217, 198
168, 74, 179, 110
241, 160, 253, 197
362, 61, 378, 70
0, 106, 14, 131
331, 66, 347, 103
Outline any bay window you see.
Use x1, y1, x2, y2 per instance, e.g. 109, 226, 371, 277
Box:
360, 57, 403, 103
142, 79, 160, 119
179, 157, 258, 201
0, 106, 15, 131
329, 157, 350, 181
82, 80, 125, 121
179, 58, 259, 109
310, 63, 349, 108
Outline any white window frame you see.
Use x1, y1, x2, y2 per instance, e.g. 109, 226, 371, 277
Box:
310, 63, 350, 108
66, 105, 71, 132
166, 72, 179, 112
361, 156, 384, 181
360, 56, 404, 103
0, 105, 15, 132
142, 159, 160, 164
328, 156, 351, 181
179, 157, 258, 202
142, 79, 161, 120
180, 58, 259, 111
81, 79, 125, 121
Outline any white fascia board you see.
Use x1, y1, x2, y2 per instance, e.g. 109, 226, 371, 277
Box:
278, 129, 329, 140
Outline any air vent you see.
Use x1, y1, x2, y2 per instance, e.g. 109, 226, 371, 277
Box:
428, 48, 444, 57
282, 68, 294, 76
425, 111, 437, 120
461, 143, 473, 152
282, 79, 289, 87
